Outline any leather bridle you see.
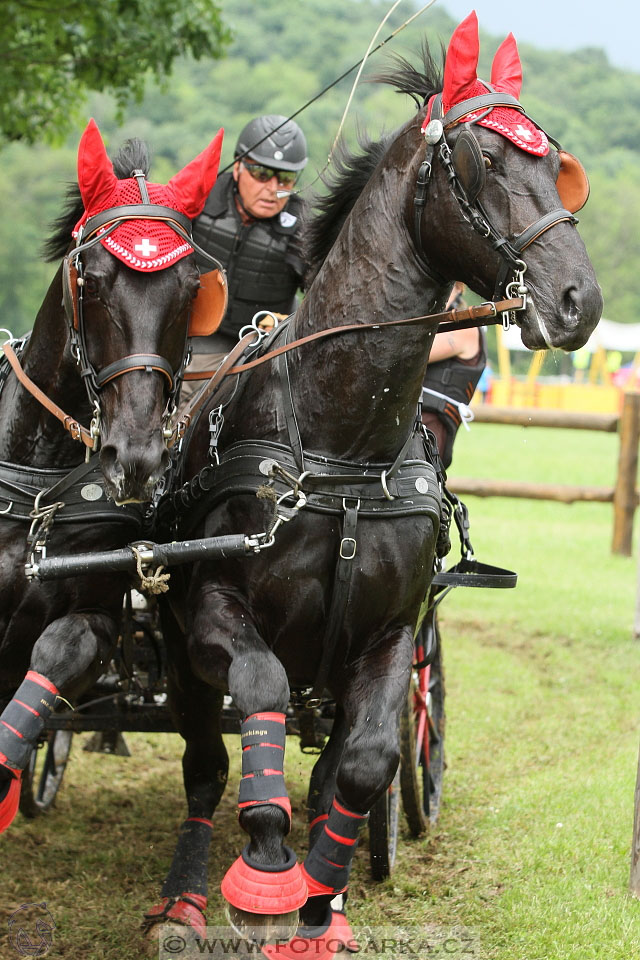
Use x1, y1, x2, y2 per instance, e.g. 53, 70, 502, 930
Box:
53, 172, 223, 450
413, 89, 579, 321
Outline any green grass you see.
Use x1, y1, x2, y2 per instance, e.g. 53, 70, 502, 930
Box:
1, 423, 639, 959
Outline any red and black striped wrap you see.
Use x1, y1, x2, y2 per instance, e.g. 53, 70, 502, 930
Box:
0, 671, 58, 772
303, 796, 368, 896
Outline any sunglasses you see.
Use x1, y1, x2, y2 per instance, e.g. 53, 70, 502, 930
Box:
241, 162, 298, 188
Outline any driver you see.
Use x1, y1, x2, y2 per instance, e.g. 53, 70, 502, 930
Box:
182, 114, 308, 404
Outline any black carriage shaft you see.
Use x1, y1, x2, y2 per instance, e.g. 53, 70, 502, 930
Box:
29, 533, 252, 581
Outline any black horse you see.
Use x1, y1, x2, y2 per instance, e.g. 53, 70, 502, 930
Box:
148, 14, 603, 954
0, 120, 225, 832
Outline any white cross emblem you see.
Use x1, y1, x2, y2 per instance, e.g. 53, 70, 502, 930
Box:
134, 238, 158, 257
515, 124, 534, 142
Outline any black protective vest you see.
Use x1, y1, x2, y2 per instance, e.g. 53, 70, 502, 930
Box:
421, 330, 487, 468
191, 173, 305, 348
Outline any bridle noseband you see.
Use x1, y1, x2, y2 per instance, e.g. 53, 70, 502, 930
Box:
413, 88, 579, 322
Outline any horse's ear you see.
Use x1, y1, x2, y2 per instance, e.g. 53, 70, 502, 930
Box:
442, 10, 480, 110
490, 33, 522, 98
77, 119, 118, 213
169, 128, 224, 219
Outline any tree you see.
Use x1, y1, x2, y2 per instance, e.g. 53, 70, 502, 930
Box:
0, 0, 231, 144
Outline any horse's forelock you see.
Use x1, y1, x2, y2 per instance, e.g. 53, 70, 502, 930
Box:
43, 137, 152, 262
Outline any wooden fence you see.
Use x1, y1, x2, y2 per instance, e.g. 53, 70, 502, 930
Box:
447, 392, 640, 556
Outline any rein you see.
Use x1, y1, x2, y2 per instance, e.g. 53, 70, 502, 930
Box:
175, 295, 523, 438
2, 342, 96, 449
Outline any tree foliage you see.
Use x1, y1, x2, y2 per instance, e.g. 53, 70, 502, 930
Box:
0, 0, 231, 143
1, 0, 638, 334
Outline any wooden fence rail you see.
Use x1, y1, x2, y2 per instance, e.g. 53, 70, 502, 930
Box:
447, 392, 640, 556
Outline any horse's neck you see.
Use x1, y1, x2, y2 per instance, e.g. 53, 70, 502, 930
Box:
291, 179, 445, 461
0, 266, 91, 467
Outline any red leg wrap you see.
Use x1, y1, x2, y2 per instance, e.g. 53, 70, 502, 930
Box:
143, 892, 207, 939
0, 770, 21, 834
260, 909, 354, 959
221, 847, 307, 914
300, 865, 346, 898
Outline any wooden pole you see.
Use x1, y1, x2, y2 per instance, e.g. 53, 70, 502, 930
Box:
448, 477, 614, 504
472, 405, 619, 432
612, 392, 640, 556
631, 739, 640, 896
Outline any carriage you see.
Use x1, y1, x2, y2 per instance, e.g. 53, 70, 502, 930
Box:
0, 12, 601, 957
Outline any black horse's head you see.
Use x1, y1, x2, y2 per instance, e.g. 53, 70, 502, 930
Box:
53, 120, 224, 503
403, 12, 602, 350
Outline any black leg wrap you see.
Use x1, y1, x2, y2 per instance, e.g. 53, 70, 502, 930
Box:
304, 796, 368, 894
238, 712, 290, 820
0, 672, 58, 772
162, 818, 213, 898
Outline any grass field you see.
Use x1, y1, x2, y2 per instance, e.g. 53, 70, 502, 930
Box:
1, 423, 639, 959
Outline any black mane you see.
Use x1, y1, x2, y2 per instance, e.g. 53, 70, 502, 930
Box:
304, 42, 443, 281
43, 138, 151, 262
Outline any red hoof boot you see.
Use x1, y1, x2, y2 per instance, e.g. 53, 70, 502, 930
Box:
331, 909, 359, 953
221, 846, 307, 914
0, 771, 21, 834
142, 893, 207, 939
261, 909, 351, 959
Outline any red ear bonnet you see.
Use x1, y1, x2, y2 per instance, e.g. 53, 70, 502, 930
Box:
168, 128, 224, 219
73, 121, 225, 272
424, 11, 548, 157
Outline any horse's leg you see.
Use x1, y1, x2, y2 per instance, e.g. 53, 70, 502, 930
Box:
188, 590, 306, 943
302, 708, 358, 950
143, 667, 228, 940
0, 611, 117, 832
265, 630, 413, 959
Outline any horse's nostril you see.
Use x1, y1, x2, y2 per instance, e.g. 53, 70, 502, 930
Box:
563, 288, 581, 324
100, 446, 125, 482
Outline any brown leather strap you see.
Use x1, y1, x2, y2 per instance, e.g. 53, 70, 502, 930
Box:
226, 297, 521, 376
175, 297, 523, 436
2, 343, 95, 449
174, 331, 261, 441
183, 297, 522, 383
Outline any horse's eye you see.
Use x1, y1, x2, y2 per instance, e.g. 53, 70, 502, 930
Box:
83, 276, 99, 297
483, 155, 492, 169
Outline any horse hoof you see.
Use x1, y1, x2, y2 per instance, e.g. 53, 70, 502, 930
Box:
0, 772, 21, 833
226, 904, 300, 945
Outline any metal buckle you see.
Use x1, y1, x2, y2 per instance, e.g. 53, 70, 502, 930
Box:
339, 537, 357, 560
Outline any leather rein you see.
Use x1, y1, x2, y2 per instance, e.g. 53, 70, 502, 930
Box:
175, 294, 523, 439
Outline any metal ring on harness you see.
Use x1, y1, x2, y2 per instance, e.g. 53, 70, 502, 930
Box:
380, 470, 394, 500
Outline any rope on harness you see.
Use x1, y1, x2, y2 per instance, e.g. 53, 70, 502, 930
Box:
132, 545, 171, 595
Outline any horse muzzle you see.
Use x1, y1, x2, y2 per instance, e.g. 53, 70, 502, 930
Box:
100, 436, 169, 504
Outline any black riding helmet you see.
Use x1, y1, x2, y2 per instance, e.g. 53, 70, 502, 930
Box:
235, 115, 308, 172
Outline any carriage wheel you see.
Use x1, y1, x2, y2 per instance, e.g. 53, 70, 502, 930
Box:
19, 730, 73, 818
400, 611, 445, 835
368, 764, 401, 880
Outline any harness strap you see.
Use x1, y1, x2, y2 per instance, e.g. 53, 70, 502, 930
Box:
175, 330, 261, 440
2, 343, 95, 449
306, 500, 360, 706
94, 353, 175, 389
278, 321, 305, 472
